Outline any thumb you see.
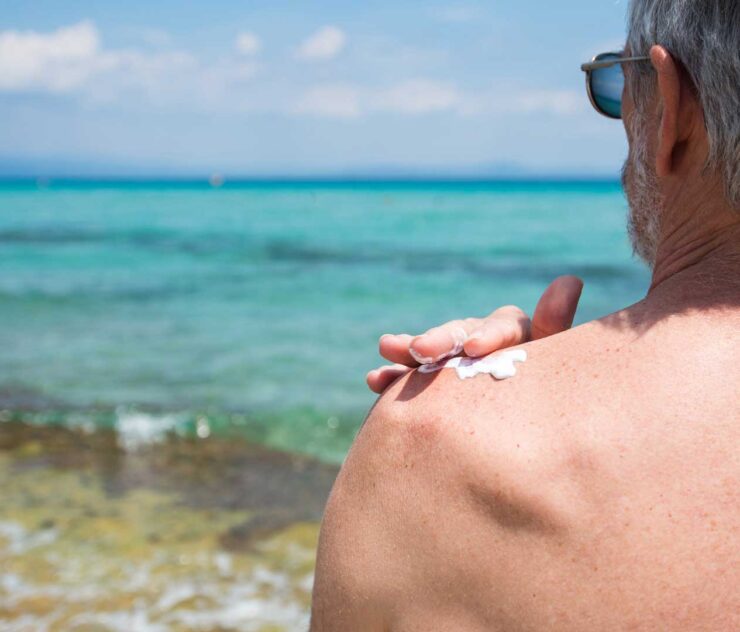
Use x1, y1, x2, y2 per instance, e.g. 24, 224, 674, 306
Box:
531, 276, 584, 340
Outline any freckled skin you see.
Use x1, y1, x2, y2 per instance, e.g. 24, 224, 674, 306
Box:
311, 300, 739, 631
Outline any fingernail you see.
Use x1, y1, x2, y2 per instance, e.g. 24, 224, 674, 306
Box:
409, 346, 435, 364
450, 327, 467, 355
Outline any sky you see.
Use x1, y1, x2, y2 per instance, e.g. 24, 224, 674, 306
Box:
0, 0, 633, 177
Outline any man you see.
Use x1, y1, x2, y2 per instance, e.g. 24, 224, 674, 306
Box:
312, 1, 739, 629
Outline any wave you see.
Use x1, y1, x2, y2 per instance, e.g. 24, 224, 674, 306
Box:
0, 385, 362, 464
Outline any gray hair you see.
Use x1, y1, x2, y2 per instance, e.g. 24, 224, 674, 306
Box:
627, 0, 740, 208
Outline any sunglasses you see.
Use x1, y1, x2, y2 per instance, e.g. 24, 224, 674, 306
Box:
581, 52, 650, 119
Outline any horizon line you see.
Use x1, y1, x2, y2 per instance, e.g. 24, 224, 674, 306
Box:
0, 174, 622, 185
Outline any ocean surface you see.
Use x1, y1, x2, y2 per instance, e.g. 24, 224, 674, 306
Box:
1, 179, 651, 629
0, 179, 650, 464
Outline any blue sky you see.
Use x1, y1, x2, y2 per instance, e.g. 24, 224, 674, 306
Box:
0, 0, 632, 176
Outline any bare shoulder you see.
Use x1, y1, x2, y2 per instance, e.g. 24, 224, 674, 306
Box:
366, 307, 739, 478
357, 318, 633, 503
312, 323, 625, 630
312, 314, 740, 630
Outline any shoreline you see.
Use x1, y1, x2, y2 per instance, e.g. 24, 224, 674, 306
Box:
0, 419, 338, 630
0, 398, 361, 467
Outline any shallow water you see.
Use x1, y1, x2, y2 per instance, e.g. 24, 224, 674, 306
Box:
0, 420, 337, 631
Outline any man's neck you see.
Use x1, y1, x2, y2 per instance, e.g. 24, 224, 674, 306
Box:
649, 197, 740, 298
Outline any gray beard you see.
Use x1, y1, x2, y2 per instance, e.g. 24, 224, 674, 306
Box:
622, 110, 664, 268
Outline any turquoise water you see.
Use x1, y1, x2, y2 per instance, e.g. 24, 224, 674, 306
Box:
0, 180, 649, 463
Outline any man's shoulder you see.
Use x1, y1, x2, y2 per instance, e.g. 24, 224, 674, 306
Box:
314, 330, 590, 630
367, 320, 614, 465
315, 313, 739, 630
370, 306, 736, 445
317, 324, 628, 629
363, 309, 737, 517
360, 323, 620, 531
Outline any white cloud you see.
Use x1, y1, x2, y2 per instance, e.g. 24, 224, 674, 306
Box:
294, 84, 361, 119
294, 79, 462, 119
461, 89, 585, 116
0, 21, 583, 122
372, 79, 462, 114
0, 21, 261, 111
235, 32, 261, 56
82, 50, 262, 111
130, 27, 173, 48
430, 5, 482, 23
0, 21, 199, 98
296, 26, 346, 62
292, 80, 584, 120
0, 20, 101, 92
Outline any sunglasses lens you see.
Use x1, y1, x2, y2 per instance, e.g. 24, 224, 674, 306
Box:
590, 54, 624, 118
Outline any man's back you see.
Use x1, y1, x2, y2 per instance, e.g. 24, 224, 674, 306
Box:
312, 295, 739, 630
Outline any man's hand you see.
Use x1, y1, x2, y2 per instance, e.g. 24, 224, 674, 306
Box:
367, 276, 584, 394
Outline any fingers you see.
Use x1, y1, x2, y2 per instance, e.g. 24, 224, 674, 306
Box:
531, 276, 584, 340
462, 305, 531, 357
367, 364, 414, 394
381, 304, 531, 370
371, 275, 583, 394
408, 319, 481, 365
379, 334, 418, 366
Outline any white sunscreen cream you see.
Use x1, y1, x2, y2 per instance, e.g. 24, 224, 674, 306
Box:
418, 349, 527, 381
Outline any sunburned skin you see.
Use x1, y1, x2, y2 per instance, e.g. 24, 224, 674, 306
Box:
418, 348, 527, 381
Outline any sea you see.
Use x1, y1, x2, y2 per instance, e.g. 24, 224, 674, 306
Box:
0, 178, 650, 463
0, 179, 650, 630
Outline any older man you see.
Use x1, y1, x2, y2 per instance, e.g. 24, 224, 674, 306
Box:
311, 1, 739, 630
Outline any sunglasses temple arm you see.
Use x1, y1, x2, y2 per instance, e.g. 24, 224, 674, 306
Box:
581, 55, 650, 72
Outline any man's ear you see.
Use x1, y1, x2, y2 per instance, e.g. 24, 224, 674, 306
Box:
650, 45, 696, 177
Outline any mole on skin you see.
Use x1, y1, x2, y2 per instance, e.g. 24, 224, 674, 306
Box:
418, 349, 528, 381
